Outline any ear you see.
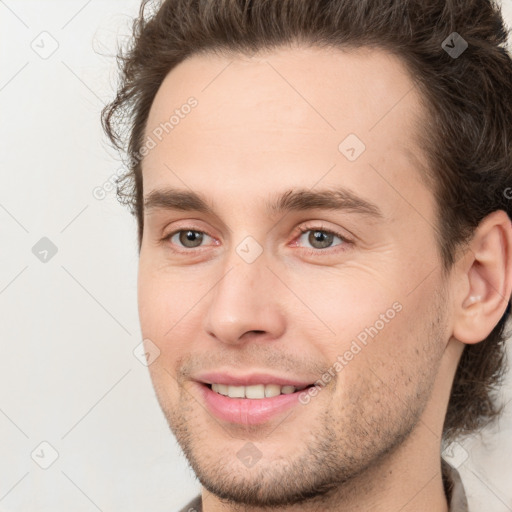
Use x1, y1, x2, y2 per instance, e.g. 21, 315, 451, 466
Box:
452, 210, 512, 344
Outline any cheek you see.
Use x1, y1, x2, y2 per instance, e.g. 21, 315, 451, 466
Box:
346, 292, 445, 399
294, 271, 434, 392
283, 265, 404, 350
329, 306, 440, 433
138, 260, 195, 334
137, 267, 166, 338
137, 267, 182, 368
137, 274, 187, 401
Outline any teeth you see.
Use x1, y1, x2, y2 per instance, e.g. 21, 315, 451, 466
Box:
211, 383, 305, 399
227, 385, 245, 398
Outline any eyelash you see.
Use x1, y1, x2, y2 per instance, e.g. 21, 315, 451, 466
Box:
161, 223, 352, 256
295, 224, 351, 255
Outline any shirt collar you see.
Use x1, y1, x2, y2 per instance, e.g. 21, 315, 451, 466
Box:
442, 458, 470, 512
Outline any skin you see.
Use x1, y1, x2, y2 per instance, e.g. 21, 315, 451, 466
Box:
137, 44, 512, 511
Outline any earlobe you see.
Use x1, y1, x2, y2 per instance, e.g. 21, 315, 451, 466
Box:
452, 210, 512, 345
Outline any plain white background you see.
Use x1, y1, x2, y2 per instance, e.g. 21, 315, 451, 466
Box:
1, 1, 512, 511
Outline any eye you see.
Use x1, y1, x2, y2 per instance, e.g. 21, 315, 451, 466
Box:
295, 224, 350, 253
161, 224, 351, 255
163, 229, 214, 250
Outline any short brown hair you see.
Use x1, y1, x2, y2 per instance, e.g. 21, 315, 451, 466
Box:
101, 0, 512, 443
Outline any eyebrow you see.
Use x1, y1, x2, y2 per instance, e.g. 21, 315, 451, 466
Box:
144, 186, 383, 219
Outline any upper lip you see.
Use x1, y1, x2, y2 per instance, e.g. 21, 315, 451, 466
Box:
194, 371, 314, 388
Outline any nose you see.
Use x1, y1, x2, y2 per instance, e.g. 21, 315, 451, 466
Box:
203, 251, 286, 346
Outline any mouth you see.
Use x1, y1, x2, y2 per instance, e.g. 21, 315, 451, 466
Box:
196, 381, 317, 425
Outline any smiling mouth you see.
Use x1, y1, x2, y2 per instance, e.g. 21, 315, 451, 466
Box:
197, 380, 317, 425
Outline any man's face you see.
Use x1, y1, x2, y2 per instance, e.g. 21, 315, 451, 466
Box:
138, 46, 453, 507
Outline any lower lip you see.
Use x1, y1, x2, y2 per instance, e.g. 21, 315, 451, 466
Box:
197, 382, 308, 425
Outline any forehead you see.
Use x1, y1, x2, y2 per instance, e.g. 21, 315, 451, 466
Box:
142, 45, 432, 218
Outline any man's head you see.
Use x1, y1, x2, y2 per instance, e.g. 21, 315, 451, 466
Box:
102, 0, 512, 508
